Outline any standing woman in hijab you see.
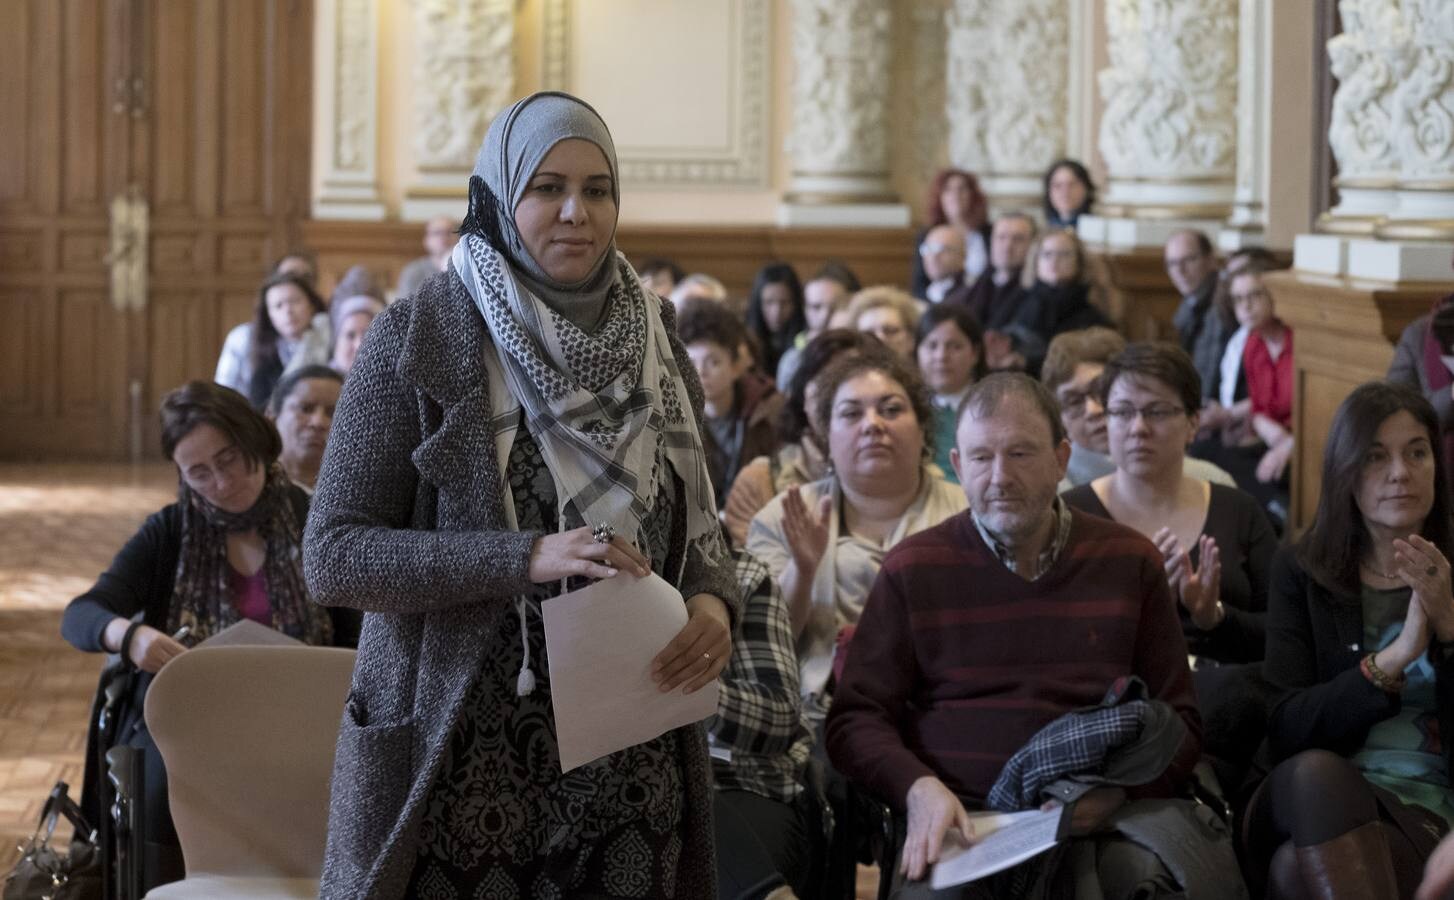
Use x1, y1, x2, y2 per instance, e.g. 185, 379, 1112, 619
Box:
304, 92, 739, 900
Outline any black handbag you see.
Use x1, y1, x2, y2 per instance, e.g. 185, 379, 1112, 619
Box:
3, 781, 102, 900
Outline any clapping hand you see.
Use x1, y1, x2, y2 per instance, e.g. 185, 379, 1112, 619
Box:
1155, 530, 1222, 630
1395, 535, 1454, 643
781, 486, 831, 578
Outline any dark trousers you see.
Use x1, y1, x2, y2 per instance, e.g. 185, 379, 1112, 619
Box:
713, 788, 811, 900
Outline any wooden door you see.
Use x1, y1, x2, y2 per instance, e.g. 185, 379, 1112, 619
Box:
0, 1, 134, 457
135, 0, 313, 452
0, 0, 313, 459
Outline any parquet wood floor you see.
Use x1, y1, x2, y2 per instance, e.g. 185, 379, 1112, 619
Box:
0, 464, 173, 868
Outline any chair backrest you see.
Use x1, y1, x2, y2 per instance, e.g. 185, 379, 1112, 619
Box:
143, 645, 356, 879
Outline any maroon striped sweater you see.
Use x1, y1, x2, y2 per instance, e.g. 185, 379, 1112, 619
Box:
825, 508, 1202, 810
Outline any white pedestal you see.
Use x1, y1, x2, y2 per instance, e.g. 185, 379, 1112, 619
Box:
775, 202, 911, 229
1292, 234, 1347, 276
1217, 224, 1266, 253
1077, 215, 1226, 250
1347, 239, 1454, 282
401, 197, 468, 223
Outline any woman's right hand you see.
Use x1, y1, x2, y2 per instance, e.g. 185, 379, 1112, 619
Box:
1376, 579, 1431, 677
127, 625, 187, 674
528, 527, 651, 584
781, 486, 831, 577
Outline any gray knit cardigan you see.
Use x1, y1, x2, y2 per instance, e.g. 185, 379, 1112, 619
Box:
303, 266, 740, 900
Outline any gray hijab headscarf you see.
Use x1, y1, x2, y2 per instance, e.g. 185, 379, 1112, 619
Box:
472, 91, 620, 330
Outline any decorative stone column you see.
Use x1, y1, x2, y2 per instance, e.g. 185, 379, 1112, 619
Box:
1081, 0, 1238, 247
779, 0, 909, 227
944, 0, 1069, 211
1221, 0, 1268, 249
1318, 0, 1404, 236
400, 0, 516, 222
1377, 0, 1454, 243
313, 0, 386, 220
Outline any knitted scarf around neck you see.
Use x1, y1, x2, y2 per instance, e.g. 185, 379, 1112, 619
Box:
167, 464, 331, 646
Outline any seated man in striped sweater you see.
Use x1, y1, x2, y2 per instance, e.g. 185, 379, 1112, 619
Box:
825, 373, 1205, 898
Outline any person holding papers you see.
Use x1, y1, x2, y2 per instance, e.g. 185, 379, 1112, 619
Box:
825, 374, 1208, 898
61, 381, 356, 894
304, 92, 738, 900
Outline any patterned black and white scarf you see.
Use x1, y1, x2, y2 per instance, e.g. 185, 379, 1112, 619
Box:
166, 464, 332, 646
452, 235, 718, 549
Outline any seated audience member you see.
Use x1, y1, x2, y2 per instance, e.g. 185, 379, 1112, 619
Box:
395, 214, 457, 299
1060, 342, 1276, 771
747, 262, 808, 381
679, 298, 784, 505
215, 272, 330, 409
1193, 260, 1295, 519
912, 168, 990, 299
638, 257, 686, 297
710, 546, 816, 900
270, 250, 318, 288
1042, 327, 1235, 490
1245, 381, 1454, 898
725, 330, 881, 547
963, 213, 1036, 370
267, 365, 343, 495
747, 350, 966, 722
328, 265, 386, 375
669, 272, 730, 310
845, 286, 920, 361
1198, 252, 1276, 443
777, 261, 862, 391
826, 373, 1204, 897
1043, 158, 1096, 230
60, 381, 359, 892
1166, 229, 1228, 403
1389, 291, 1454, 473
1007, 228, 1110, 374
916, 304, 987, 483
918, 225, 972, 306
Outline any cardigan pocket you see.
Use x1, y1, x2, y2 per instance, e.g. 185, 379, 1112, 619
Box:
330, 713, 415, 869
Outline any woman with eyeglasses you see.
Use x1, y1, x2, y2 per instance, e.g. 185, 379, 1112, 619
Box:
1062, 342, 1277, 774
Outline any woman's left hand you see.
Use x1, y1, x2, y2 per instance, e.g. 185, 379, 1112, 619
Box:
1178, 535, 1223, 631
1395, 535, 1454, 642
651, 593, 732, 694
1255, 436, 1294, 483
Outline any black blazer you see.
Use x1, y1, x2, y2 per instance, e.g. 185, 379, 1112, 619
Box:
1264, 545, 1454, 779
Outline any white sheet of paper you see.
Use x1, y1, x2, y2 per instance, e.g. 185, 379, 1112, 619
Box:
196, 619, 304, 648
930, 806, 1065, 890
542, 572, 719, 772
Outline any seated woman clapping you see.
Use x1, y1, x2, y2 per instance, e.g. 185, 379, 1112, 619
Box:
1243, 381, 1454, 898
746, 349, 966, 720
722, 329, 880, 547
1061, 343, 1277, 771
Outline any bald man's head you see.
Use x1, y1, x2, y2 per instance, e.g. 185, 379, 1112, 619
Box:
921, 224, 968, 282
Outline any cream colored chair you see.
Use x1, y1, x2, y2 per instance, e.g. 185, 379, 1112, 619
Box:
141, 645, 356, 899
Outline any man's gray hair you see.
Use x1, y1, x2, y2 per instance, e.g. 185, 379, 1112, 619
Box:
957, 372, 1066, 445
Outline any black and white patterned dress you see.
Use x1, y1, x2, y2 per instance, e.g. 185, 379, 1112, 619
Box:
406, 427, 695, 899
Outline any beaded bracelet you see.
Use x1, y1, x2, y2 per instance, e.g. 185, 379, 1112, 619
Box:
1361, 652, 1406, 693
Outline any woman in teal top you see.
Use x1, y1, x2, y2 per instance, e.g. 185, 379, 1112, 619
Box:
1247, 381, 1454, 899
914, 303, 986, 483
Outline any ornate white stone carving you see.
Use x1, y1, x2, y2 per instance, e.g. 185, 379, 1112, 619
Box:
1390, 0, 1454, 181
1326, 0, 1404, 185
409, 0, 515, 173
1223, 0, 1268, 244
1097, 0, 1238, 210
785, 0, 896, 194
943, 0, 1068, 203
944, 0, 992, 174
314, 0, 385, 220
536, 0, 770, 187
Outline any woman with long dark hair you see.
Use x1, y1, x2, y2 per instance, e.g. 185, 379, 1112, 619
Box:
746, 262, 807, 382
1042, 158, 1096, 230
215, 272, 330, 408
1243, 381, 1454, 898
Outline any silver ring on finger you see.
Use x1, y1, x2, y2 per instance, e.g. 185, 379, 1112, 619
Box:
592, 522, 615, 545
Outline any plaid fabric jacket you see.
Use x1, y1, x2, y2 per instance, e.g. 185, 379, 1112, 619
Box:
707, 550, 813, 803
